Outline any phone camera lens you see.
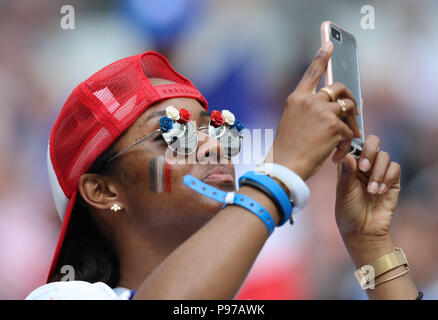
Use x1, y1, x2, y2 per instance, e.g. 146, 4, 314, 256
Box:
331, 27, 341, 42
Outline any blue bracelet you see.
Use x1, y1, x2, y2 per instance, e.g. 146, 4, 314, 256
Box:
238, 171, 293, 226
183, 175, 275, 235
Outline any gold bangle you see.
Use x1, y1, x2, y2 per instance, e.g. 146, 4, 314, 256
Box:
354, 247, 409, 290
374, 266, 410, 288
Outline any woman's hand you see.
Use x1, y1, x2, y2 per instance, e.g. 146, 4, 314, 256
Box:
266, 42, 361, 181
335, 135, 401, 238
335, 136, 419, 300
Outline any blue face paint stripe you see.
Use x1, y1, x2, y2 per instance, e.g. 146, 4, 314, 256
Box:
149, 157, 156, 193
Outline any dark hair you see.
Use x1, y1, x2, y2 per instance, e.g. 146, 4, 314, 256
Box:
49, 149, 121, 287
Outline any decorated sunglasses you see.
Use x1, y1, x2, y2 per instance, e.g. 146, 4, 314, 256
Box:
107, 106, 244, 162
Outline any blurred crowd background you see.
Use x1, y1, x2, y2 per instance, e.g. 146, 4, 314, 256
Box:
1, 0, 438, 299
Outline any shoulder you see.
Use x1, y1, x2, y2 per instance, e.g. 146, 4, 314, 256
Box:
25, 281, 122, 300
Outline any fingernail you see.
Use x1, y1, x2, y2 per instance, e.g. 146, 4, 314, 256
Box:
368, 181, 379, 194
359, 158, 371, 172
379, 184, 387, 194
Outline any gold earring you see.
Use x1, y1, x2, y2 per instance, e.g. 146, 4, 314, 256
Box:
110, 203, 122, 212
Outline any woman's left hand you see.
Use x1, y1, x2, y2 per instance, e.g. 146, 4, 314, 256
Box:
335, 135, 401, 238
335, 135, 420, 300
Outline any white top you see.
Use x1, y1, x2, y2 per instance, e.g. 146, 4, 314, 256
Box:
25, 281, 135, 300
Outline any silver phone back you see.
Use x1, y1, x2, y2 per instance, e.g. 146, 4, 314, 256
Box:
327, 23, 364, 157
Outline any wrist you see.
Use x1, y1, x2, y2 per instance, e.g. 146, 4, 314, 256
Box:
270, 177, 291, 199
238, 185, 282, 227
277, 160, 308, 181
255, 162, 310, 212
264, 148, 308, 181
342, 233, 395, 269
239, 171, 293, 226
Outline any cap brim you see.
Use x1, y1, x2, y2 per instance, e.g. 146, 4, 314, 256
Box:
46, 189, 78, 283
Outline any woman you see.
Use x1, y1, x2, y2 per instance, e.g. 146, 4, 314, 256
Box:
26, 43, 420, 299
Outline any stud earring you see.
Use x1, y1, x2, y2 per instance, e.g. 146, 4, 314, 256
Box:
110, 203, 122, 212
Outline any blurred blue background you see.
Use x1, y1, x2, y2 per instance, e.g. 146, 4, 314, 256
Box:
1, 0, 438, 299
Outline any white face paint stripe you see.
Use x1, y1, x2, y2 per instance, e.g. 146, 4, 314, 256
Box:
157, 156, 165, 194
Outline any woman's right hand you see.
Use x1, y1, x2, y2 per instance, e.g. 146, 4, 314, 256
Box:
266, 42, 362, 181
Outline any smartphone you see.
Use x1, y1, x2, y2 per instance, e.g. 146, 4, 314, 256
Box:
321, 21, 364, 158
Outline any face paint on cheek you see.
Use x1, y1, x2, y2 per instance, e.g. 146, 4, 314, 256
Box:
164, 159, 172, 193
155, 156, 173, 193
149, 157, 156, 193
157, 156, 164, 194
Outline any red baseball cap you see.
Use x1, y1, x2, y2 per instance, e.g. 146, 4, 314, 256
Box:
46, 51, 208, 282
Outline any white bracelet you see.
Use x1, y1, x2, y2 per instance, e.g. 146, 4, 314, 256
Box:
254, 162, 310, 211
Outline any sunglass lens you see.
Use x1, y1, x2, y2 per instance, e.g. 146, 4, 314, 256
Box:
163, 122, 198, 155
